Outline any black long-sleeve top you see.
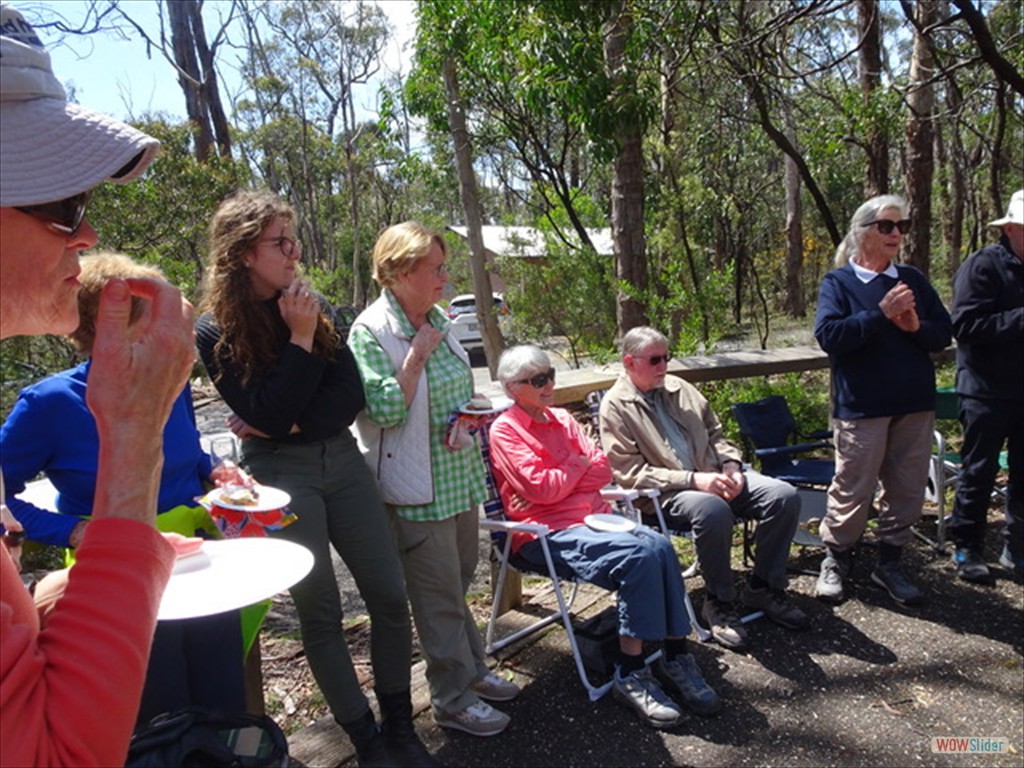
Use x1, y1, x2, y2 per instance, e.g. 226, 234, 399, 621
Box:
195, 299, 366, 444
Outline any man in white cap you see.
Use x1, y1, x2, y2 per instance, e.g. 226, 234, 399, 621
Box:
949, 189, 1023, 583
1, 4, 197, 766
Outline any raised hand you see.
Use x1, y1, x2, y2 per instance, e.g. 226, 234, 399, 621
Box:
879, 282, 918, 331
87, 277, 195, 524
278, 278, 320, 352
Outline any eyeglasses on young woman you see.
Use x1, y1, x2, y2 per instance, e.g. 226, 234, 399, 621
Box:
260, 236, 301, 258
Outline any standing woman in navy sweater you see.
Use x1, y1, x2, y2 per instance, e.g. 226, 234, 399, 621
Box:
813, 194, 952, 607
195, 191, 434, 767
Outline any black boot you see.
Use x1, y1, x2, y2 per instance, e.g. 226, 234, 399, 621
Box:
338, 709, 394, 768
376, 688, 439, 768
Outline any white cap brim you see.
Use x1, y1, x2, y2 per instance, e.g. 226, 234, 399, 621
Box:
0, 97, 159, 207
988, 190, 1024, 228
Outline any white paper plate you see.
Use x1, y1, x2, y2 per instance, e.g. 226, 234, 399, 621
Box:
207, 484, 291, 512
584, 513, 637, 533
159, 538, 313, 620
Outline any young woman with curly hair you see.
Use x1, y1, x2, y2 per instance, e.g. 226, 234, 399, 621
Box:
196, 190, 434, 767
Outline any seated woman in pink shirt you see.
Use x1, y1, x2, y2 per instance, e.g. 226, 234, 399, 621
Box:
487, 345, 721, 731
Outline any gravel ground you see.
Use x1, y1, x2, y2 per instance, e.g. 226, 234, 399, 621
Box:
415, 540, 1023, 768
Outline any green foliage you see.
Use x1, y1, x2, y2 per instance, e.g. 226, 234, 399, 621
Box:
0, 336, 80, 421
499, 236, 617, 368
88, 118, 249, 302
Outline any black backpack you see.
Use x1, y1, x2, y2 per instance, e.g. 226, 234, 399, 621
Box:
126, 708, 288, 768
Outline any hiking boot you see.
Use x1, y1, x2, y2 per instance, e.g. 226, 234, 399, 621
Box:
654, 653, 722, 716
377, 688, 438, 768
470, 671, 521, 702
433, 701, 510, 737
338, 710, 394, 767
999, 545, 1023, 579
952, 548, 992, 585
815, 554, 849, 603
740, 584, 810, 630
701, 595, 748, 650
612, 665, 683, 729
871, 560, 924, 606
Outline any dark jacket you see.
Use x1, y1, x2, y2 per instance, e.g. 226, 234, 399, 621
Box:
814, 263, 952, 420
952, 234, 1024, 402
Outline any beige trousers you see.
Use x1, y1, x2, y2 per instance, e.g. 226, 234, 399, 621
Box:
820, 411, 934, 551
387, 507, 490, 716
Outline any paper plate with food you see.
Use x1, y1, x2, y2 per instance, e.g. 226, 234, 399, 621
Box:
458, 394, 513, 416
208, 484, 290, 512
159, 538, 314, 620
203, 484, 296, 538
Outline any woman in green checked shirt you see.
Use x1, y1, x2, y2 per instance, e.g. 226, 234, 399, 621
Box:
350, 222, 521, 738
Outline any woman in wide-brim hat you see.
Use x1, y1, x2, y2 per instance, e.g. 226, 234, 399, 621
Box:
0, 4, 197, 765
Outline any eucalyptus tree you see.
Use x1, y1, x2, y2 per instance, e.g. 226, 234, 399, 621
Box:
411, 0, 656, 340
235, 0, 391, 305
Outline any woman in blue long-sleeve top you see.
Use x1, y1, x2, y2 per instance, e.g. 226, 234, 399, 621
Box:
812, 194, 952, 607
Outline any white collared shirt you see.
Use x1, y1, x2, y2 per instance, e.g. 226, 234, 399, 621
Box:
850, 256, 899, 284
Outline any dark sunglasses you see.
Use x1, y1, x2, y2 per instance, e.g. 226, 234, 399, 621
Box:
16, 191, 91, 236
863, 218, 911, 235
516, 367, 556, 388
636, 353, 672, 366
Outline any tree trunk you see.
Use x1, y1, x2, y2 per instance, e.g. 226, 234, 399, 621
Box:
858, 0, 888, 196
187, 0, 231, 158
783, 100, 806, 317
167, 0, 214, 161
443, 57, 503, 377
904, 0, 937, 278
603, 1, 648, 335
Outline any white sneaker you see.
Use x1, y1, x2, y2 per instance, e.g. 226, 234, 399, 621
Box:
612, 666, 683, 729
433, 701, 510, 737
470, 671, 521, 702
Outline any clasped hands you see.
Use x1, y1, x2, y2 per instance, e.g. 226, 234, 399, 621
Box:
692, 463, 745, 500
879, 281, 920, 332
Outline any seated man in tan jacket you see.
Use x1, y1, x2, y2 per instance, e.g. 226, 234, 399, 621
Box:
599, 327, 809, 650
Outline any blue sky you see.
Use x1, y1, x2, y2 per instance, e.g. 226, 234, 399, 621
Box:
22, 0, 416, 123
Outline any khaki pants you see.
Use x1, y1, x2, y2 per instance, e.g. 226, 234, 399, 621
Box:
388, 507, 490, 716
821, 411, 934, 551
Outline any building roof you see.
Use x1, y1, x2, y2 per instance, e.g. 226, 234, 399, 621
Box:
447, 225, 614, 258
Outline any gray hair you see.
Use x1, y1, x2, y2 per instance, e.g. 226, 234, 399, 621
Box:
497, 345, 551, 395
834, 194, 908, 267
620, 326, 668, 357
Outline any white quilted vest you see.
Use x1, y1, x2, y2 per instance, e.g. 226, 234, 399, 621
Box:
352, 294, 469, 506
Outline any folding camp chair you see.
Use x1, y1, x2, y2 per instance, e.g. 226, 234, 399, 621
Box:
918, 388, 960, 551
730, 395, 833, 563
473, 408, 707, 701
730, 395, 834, 488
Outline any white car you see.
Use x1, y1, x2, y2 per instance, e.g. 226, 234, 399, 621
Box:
446, 293, 508, 353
